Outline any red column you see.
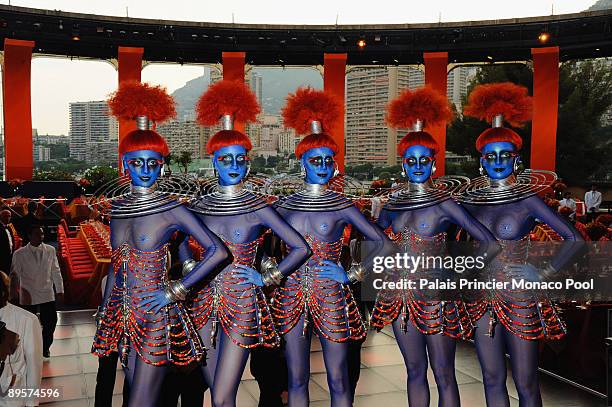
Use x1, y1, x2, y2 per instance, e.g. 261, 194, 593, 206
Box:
222, 52, 246, 133
424, 52, 449, 176
117, 47, 143, 151
323, 53, 347, 172
2, 39, 35, 180
531, 47, 559, 172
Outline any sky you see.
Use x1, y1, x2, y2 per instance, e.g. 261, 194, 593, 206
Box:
1, 0, 598, 135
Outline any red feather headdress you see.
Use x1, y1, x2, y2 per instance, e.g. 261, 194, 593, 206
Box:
196, 79, 260, 126
108, 81, 176, 124
386, 86, 453, 129
463, 82, 532, 127
281, 87, 343, 135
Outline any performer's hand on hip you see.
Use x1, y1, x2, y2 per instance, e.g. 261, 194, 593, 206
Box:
233, 264, 264, 287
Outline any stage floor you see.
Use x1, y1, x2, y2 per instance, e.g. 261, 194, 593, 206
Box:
38, 310, 604, 407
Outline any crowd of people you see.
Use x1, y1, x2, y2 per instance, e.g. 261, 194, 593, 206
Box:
0, 205, 65, 407
543, 184, 611, 241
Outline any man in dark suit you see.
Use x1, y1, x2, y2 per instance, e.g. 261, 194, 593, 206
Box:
0, 209, 15, 274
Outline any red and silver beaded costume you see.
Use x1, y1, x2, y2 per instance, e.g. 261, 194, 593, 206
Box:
93, 243, 204, 365
370, 228, 473, 339
464, 236, 566, 340
272, 232, 366, 342
188, 235, 279, 348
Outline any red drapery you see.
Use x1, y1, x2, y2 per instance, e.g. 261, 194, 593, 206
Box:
323, 53, 347, 172
222, 52, 246, 134
3, 39, 35, 180
531, 47, 559, 172
424, 52, 449, 176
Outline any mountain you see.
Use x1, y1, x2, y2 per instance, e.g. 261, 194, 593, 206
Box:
588, 0, 612, 10
171, 74, 209, 120
252, 67, 323, 114
171, 67, 322, 119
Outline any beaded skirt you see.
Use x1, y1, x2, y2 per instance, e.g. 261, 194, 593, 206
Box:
92, 243, 204, 366
271, 234, 366, 342
188, 238, 280, 349
465, 236, 566, 340
370, 229, 473, 339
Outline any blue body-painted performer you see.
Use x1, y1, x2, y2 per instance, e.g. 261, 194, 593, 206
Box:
91, 82, 227, 406
180, 80, 310, 407
271, 87, 388, 407
370, 86, 497, 407
458, 82, 583, 407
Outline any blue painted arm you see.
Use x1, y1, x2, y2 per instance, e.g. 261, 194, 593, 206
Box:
257, 206, 311, 277
526, 195, 584, 271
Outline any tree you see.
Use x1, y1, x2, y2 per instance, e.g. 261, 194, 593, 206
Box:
33, 169, 74, 181
267, 155, 279, 167
447, 64, 533, 164
555, 60, 612, 184
81, 166, 119, 192
447, 61, 612, 184
176, 151, 193, 174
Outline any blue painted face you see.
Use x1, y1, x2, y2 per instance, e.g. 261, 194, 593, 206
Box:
301, 147, 336, 185
402, 145, 434, 183
213, 145, 249, 186
480, 141, 520, 180
122, 150, 164, 188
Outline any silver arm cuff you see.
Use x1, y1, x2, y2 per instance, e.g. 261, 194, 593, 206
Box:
94, 306, 105, 326
182, 259, 198, 277
261, 257, 284, 286
164, 280, 189, 302
347, 263, 366, 283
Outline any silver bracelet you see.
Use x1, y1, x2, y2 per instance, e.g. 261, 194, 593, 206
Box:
164, 280, 189, 302
182, 259, 198, 276
347, 263, 366, 283
261, 257, 284, 286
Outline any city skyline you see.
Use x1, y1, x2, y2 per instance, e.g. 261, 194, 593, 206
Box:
0, 1, 600, 136
61, 65, 474, 166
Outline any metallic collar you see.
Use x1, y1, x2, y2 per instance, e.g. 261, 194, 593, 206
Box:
131, 184, 158, 195
304, 183, 327, 196
218, 182, 244, 197
488, 174, 517, 189
404, 178, 434, 192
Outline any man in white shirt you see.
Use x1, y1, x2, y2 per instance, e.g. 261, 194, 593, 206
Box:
0, 271, 42, 407
558, 192, 577, 220
10, 227, 63, 359
584, 184, 603, 222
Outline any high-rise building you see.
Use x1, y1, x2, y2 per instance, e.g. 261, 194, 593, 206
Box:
278, 129, 298, 155
251, 72, 264, 111
34, 145, 51, 162
86, 142, 118, 164
345, 66, 424, 166
447, 66, 476, 111
69, 101, 118, 161
34, 134, 69, 145
346, 66, 478, 166
156, 120, 203, 160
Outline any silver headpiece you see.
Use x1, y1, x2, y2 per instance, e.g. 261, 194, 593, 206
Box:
492, 114, 504, 128
136, 115, 150, 131
413, 119, 424, 132
310, 120, 322, 134
222, 114, 234, 131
